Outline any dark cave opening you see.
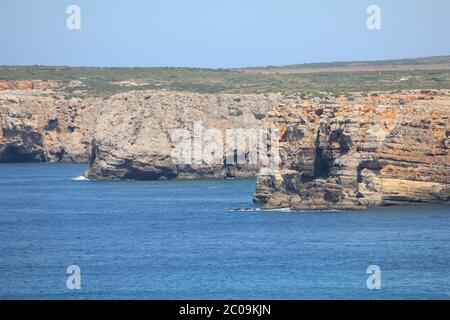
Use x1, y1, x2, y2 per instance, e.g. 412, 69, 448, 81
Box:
45, 119, 59, 131
0, 145, 45, 163
313, 130, 331, 179
356, 160, 383, 183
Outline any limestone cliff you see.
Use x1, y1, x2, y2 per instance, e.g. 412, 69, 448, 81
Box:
86, 91, 279, 180
0, 90, 98, 162
254, 90, 450, 210
1, 85, 449, 210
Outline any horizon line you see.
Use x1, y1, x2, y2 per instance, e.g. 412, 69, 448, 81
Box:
1, 54, 449, 71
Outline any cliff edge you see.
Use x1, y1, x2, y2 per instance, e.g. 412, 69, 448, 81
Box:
0, 88, 98, 163
86, 91, 279, 180
254, 90, 450, 210
1, 84, 449, 210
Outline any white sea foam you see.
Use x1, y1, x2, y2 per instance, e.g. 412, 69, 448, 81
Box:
71, 175, 90, 181
229, 208, 261, 212
261, 208, 293, 212
229, 207, 343, 213
228, 207, 293, 213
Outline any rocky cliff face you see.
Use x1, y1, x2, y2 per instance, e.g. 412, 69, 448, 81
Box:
86, 91, 280, 180
1, 85, 449, 210
254, 90, 450, 210
0, 90, 98, 163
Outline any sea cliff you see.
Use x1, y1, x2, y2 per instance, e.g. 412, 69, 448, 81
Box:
254, 90, 450, 210
1, 83, 449, 210
0, 86, 97, 163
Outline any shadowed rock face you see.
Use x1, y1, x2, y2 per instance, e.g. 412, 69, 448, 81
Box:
1, 86, 449, 210
0, 90, 98, 163
254, 91, 450, 210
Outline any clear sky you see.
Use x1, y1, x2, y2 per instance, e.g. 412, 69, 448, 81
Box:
1, 0, 449, 68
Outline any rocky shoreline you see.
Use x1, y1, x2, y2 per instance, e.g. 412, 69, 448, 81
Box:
254, 91, 450, 210
1, 84, 449, 210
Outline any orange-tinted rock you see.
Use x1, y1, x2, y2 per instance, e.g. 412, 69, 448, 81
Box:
254, 90, 450, 210
0, 80, 33, 90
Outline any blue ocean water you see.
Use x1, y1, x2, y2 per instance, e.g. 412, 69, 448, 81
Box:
0, 163, 449, 299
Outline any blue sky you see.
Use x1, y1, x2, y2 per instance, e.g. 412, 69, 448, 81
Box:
1, 0, 449, 68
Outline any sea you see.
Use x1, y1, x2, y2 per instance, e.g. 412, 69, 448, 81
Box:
0, 163, 449, 299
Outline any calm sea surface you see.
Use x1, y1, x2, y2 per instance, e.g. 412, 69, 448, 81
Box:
0, 163, 449, 299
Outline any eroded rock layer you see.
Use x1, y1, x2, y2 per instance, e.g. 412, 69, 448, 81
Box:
86, 91, 279, 180
0, 90, 98, 162
1, 86, 449, 210
254, 91, 450, 210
